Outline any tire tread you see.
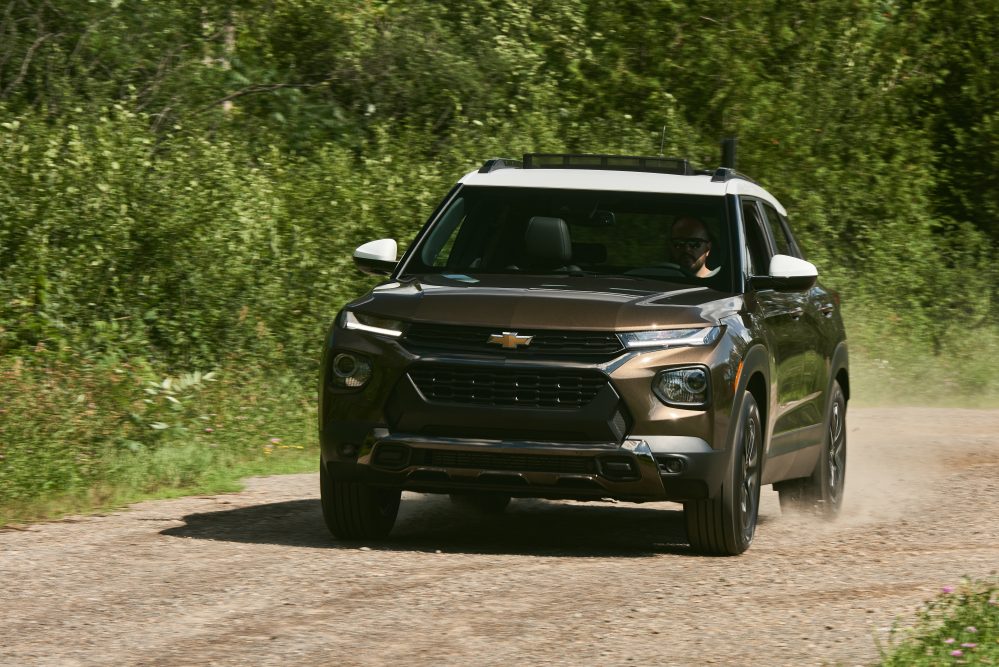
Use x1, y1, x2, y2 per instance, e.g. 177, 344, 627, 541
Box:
320, 461, 400, 540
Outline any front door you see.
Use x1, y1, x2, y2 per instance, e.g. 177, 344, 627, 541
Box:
742, 199, 819, 456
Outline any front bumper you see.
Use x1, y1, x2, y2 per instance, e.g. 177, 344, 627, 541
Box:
322, 432, 728, 502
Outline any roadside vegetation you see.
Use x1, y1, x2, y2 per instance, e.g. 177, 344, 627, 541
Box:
1, 1, 997, 522
879, 578, 998, 666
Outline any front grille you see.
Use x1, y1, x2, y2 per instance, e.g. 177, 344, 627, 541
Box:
409, 364, 607, 408
415, 449, 597, 474
403, 323, 624, 357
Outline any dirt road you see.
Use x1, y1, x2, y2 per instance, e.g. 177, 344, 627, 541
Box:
2, 408, 997, 666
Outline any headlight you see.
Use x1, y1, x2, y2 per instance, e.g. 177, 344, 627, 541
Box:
653, 366, 711, 408
330, 352, 373, 389
341, 310, 407, 338
618, 326, 721, 350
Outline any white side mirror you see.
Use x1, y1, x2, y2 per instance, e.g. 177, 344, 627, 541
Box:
353, 238, 398, 276
354, 238, 397, 263
752, 254, 818, 291
768, 254, 817, 279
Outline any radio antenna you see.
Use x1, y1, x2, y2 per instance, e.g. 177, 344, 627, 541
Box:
721, 136, 738, 169
658, 126, 666, 157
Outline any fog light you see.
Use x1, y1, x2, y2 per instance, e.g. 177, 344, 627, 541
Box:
330, 352, 372, 389
653, 366, 710, 408
658, 456, 686, 474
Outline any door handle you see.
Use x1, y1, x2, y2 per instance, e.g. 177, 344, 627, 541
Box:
819, 303, 835, 318
789, 308, 804, 320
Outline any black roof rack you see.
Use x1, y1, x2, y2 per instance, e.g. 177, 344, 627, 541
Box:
478, 157, 523, 173
522, 153, 693, 175
478, 152, 760, 184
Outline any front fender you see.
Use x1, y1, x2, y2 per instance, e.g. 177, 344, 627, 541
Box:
703, 342, 770, 498
830, 340, 850, 401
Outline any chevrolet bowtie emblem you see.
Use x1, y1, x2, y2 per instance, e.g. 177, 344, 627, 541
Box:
487, 331, 534, 349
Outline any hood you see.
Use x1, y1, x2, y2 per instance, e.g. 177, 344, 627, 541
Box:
349, 273, 742, 331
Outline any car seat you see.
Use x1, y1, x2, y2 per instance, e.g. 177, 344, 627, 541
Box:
522, 216, 581, 273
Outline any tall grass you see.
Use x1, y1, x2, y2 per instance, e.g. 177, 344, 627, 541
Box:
844, 302, 999, 408
0, 351, 315, 525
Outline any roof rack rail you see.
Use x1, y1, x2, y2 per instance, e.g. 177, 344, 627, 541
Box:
523, 153, 693, 175
710, 167, 758, 185
478, 157, 523, 173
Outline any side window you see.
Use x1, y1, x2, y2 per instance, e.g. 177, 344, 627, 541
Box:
742, 200, 771, 276
779, 214, 806, 259
761, 203, 795, 258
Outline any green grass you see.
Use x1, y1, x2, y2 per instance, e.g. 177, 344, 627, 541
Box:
0, 448, 316, 526
851, 355, 999, 409
878, 577, 998, 666
0, 352, 317, 526
844, 305, 999, 409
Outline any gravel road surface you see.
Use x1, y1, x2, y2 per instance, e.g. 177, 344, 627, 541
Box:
2, 407, 998, 666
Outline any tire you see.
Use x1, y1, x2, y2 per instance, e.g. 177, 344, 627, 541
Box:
776, 380, 847, 517
449, 492, 512, 514
320, 460, 401, 540
684, 392, 762, 556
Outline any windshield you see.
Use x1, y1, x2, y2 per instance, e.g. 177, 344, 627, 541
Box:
401, 186, 734, 291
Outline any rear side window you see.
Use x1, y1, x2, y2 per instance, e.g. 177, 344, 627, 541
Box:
741, 201, 770, 276
761, 203, 795, 258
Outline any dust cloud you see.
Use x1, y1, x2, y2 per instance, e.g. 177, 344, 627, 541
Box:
769, 407, 999, 535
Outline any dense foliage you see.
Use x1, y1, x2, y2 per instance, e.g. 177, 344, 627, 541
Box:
0, 0, 997, 514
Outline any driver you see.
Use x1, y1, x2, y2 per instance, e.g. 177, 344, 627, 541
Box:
670, 216, 718, 278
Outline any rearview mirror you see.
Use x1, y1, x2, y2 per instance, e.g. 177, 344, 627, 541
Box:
751, 254, 817, 291
588, 209, 616, 226
353, 238, 398, 276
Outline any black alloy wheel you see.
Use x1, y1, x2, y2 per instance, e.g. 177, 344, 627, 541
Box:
825, 385, 846, 510
684, 392, 762, 556
737, 400, 762, 546
776, 380, 847, 517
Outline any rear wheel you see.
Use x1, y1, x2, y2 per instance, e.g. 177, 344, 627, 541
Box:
320, 460, 401, 540
684, 392, 762, 556
776, 380, 847, 517
449, 492, 511, 514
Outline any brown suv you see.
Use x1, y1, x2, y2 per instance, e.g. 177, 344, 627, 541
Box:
319, 153, 848, 555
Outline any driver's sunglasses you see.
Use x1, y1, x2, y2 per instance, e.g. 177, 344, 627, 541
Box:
671, 238, 709, 250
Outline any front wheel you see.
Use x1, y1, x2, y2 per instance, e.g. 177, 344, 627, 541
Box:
776, 380, 847, 517
684, 392, 762, 556
320, 460, 401, 540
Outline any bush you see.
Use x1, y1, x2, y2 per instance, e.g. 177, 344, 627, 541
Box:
0, 350, 315, 524
879, 578, 998, 666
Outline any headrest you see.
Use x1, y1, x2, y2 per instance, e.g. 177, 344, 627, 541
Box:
525, 216, 572, 265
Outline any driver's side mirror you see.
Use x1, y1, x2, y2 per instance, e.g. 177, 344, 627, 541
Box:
353, 238, 398, 276
751, 254, 817, 291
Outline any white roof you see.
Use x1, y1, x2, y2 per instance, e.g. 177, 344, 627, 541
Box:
459, 167, 787, 216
